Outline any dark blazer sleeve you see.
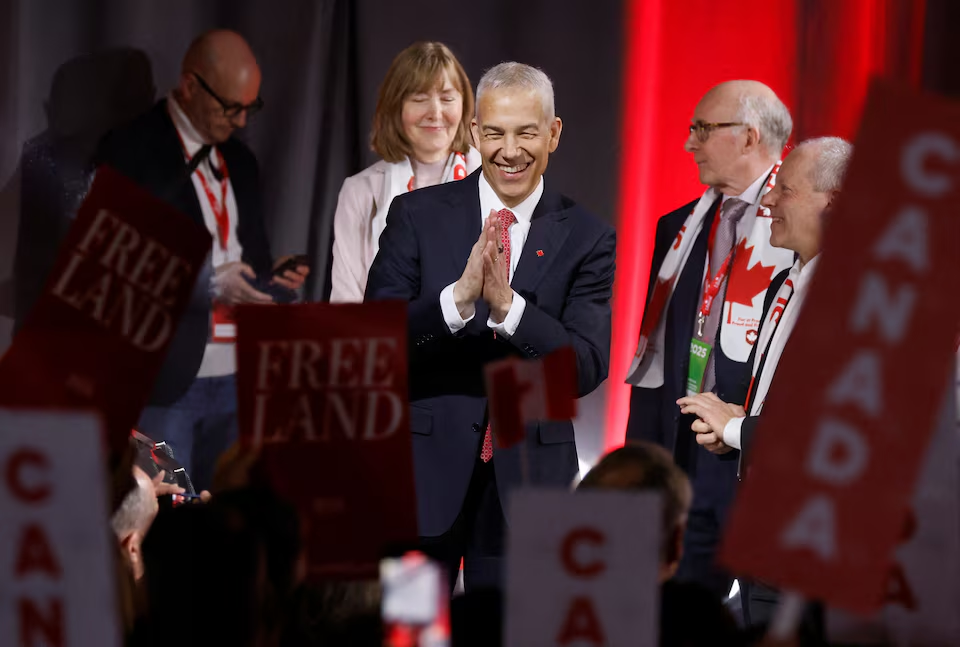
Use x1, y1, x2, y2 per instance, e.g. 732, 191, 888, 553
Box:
739, 415, 760, 461
508, 226, 616, 397
364, 197, 452, 340
738, 266, 792, 465
625, 209, 685, 443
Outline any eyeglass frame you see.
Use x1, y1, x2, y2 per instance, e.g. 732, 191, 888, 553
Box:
192, 73, 264, 119
688, 120, 746, 143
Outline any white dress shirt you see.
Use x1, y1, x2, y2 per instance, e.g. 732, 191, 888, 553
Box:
167, 92, 242, 377
439, 172, 543, 338
723, 254, 820, 449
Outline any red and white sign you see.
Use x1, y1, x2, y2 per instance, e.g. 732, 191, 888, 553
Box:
0, 166, 211, 454
484, 347, 577, 449
719, 81, 960, 613
828, 385, 960, 644
505, 489, 659, 647
0, 410, 119, 647
235, 300, 417, 580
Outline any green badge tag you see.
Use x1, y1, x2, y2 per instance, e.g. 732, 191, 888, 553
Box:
686, 338, 713, 395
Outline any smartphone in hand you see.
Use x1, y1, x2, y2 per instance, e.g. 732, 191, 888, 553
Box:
272, 254, 310, 278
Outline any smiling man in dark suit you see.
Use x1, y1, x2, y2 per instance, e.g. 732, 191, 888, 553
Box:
365, 62, 616, 592
97, 30, 307, 492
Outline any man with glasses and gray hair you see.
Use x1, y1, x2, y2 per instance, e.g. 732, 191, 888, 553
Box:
97, 29, 308, 492
624, 80, 795, 600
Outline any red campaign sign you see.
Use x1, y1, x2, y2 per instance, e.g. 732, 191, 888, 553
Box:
719, 81, 960, 613
235, 300, 417, 581
484, 347, 578, 449
0, 166, 211, 454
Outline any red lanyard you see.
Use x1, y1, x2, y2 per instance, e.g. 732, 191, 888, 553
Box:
698, 201, 733, 321
195, 153, 231, 251
175, 131, 231, 251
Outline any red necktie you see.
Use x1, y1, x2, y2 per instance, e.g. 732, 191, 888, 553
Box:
481, 208, 517, 463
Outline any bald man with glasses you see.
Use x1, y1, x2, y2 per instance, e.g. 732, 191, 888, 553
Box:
97, 29, 308, 492
623, 80, 795, 599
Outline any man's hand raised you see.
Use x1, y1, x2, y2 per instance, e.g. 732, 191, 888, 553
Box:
213, 261, 274, 305
452, 210, 496, 319
482, 213, 513, 324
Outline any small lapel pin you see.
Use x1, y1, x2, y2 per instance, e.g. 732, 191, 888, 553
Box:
536, 249, 544, 257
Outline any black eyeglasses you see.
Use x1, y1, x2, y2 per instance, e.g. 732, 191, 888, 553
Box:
193, 73, 264, 119
688, 120, 745, 143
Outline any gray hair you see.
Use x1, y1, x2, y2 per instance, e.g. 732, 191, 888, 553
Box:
736, 92, 793, 156
476, 62, 555, 122
112, 475, 155, 538
796, 136, 854, 192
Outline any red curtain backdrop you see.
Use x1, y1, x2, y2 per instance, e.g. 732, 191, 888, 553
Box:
606, 0, 926, 451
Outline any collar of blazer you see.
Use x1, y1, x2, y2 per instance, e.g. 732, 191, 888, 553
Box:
151, 99, 251, 229
436, 169, 573, 297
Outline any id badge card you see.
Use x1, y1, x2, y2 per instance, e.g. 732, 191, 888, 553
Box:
211, 300, 236, 342
686, 338, 712, 396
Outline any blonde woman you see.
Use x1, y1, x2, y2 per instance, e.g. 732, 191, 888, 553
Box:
330, 42, 480, 303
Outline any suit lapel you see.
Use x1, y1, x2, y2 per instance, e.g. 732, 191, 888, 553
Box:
438, 171, 483, 275
510, 190, 571, 295
154, 101, 205, 227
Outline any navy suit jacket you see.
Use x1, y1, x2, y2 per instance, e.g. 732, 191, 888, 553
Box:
96, 100, 273, 406
365, 170, 616, 536
626, 197, 752, 470
739, 267, 791, 469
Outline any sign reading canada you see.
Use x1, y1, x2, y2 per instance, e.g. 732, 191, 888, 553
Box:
0, 411, 119, 647
719, 81, 960, 613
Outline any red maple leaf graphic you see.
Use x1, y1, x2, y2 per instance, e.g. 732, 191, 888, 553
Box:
725, 238, 777, 307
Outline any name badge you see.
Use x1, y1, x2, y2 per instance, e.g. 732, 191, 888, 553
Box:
686, 338, 712, 396
211, 300, 236, 342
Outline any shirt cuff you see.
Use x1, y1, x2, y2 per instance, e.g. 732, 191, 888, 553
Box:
440, 282, 475, 333
487, 291, 526, 338
722, 416, 745, 451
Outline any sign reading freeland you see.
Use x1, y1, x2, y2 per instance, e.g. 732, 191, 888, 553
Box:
0, 166, 211, 453
236, 301, 418, 580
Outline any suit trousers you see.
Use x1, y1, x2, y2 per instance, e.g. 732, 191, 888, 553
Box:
419, 453, 506, 595
675, 414, 740, 600
740, 579, 825, 639
137, 373, 238, 493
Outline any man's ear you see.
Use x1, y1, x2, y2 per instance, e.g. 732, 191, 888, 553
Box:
825, 188, 841, 210
178, 72, 195, 102
548, 117, 563, 153
660, 521, 686, 582
120, 531, 145, 580
743, 125, 761, 155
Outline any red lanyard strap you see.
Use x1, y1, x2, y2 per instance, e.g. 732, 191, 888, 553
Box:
699, 200, 732, 319
699, 249, 734, 319
194, 152, 231, 251
175, 130, 231, 251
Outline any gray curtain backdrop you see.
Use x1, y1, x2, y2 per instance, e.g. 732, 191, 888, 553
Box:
0, 0, 623, 466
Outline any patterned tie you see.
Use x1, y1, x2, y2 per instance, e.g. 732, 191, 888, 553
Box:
701, 198, 749, 394
481, 208, 518, 463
